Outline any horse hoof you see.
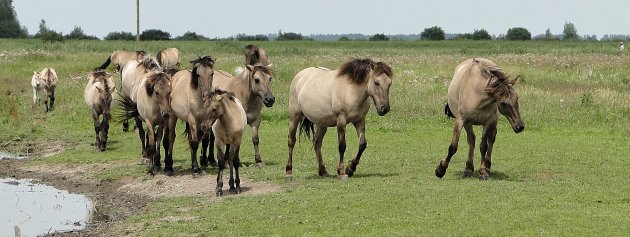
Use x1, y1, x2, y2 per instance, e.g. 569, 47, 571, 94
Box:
339, 174, 348, 180
216, 190, 223, 197
285, 175, 293, 181
229, 187, 238, 194
255, 162, 265, 168
192, 173, 201, 178
463, 169, 473, 178
164, 169, 174, 177
208, 160, 218, 167
140, 158, 150, 165
479, 175, 490, 181
435, 165, 447, 178
345, 167, 355, 177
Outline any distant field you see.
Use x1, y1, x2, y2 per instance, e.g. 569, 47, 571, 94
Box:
1, 39, 629, 236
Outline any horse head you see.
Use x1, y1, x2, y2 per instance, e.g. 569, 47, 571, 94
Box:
339, 58, 393, 116
190, 56, 215, 92
245, 45, 271, 66
138, 57, 162, 73
92, 71, 116, 114
41, 68, 58, 96
135, 51, 148, 61
245, 64, 275, 107
32, 71, 42, 87
200, 89, 236, 133
146, 72, 172, 119
483, 69, 525, 133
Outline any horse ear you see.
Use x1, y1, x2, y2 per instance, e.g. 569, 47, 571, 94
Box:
509, 75, 521, 86
246, 65, 254, 71
145, 81, 154, 96
267, 63, 273, 68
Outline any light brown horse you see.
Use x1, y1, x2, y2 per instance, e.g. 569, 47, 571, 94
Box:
211, 63, 274, 167
84, 70, 116, 151
120, 56, 162, 132
121, 72, 172, 174
435, 58, 525, 180
38, 68, 59, 112
165, 56, 216, 176
30, 71, 42, 106
156, 48, 181, 70
97, 50, 148, 72
200, 89, 247, 196
286, 58, 393, 180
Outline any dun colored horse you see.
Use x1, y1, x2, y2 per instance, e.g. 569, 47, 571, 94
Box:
97, 50, 148, 72
211, 63, 274, 167
120, 57, 162, 133
156, 48, 181, 70
200, 89, 247, 196
38, 68, 59, 112
165, 56, 216, 176
84, 71, 116, 151
31, 71, 42, 106
435, 58, 525, 180
121, 72, 172, 174
286, 58, 393, 180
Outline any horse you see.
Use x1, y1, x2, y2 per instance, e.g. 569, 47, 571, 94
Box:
30, 71, 42, 106
200, 89, 247, 196
210, 63, 274, 167
156, 48, 181, 70
38, 68, 59, 112
244, 44, 270, 66
97, 50, 148, 72
84, 70, 116, 151
165, 56, 216, 176
285, 58, 393, 180
121, 72, 172, 174
120, 56, 162, 133
435, 58, 525, 180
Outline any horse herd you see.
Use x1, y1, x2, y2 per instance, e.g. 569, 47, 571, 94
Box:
29, 45, 525, 196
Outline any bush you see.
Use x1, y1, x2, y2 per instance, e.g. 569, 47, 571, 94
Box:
104, 31, 135, 41
506, 27, 531, 40
236, 34, 269, 41
276, 31, 304, 41
338, 36, 350, 41
420, 26, 445, 41
174, 31, 209, 41
471, 29, 492, 40
140, 29, 171, 41
369, 33, 389, 41
65, 26, 99, 40
40, 30, 64, 43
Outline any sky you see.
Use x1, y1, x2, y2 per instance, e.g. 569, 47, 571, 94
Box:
12, 0, 630, 39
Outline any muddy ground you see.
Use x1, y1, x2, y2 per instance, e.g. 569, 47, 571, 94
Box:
1, 143, 282, 237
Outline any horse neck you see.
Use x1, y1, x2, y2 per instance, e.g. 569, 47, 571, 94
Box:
233, 70, 256, 104
216, 98, 241, 129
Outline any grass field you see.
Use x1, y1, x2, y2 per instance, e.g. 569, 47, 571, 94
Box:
1, 39, 629, 236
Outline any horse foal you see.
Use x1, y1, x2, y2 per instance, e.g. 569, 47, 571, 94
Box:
84, 71, 116, 151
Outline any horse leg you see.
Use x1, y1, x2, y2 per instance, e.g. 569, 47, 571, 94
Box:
233, 145, 241, 194
336, 120, 348, 179
188, 123, 202, 175
92, 112, 101, 151
314, 125, 329, 177
152, 124, 164, 173
435, 118, 464, 178
463, 124, 476, 178
32, 88, 39, 107
229, 144, 241, 193
479, 122, 497, 180
145, 123, 157, 175
286, 112, 303, 180
44, 91, 50, 112
163, 116, 177, 176
346, 120, 366, 177
206, 131, 217, 167
99, 113, 111, 151
251, 118, 264, 167
215, 143, 227, 196
135, 117, 149, 164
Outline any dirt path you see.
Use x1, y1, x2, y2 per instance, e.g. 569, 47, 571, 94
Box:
0, 158, 282, 236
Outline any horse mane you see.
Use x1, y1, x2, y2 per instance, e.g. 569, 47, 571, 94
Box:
156, 49, 164, 66
236, 64, 272, 79
136, 50, 147, 57
145, 72, 170, 96
137, 57, 160, 71
190, 56, 215, 90
46, 68, 53, 80
206, 88, 236, 102
245, 45, 270, 66
476, 60, 514, 99
337, 58, 393, 84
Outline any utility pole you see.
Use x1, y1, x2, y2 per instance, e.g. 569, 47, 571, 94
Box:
136, 0, 140, 50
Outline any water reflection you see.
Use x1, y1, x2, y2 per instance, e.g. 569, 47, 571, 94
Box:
0, 178, 93, 237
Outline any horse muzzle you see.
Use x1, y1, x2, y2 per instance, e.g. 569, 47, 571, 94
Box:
263, 95, 275, 107
161, 111, 170, 119
513, 123, 525, 133
377, 105, 390, 116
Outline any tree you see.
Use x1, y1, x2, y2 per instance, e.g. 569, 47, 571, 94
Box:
276, 31, 304, 41
236, 33, 269, 41
34, 19, 63, 43
471, 29, 492, 40
0, 0, 28, 38
65, 26, 98, 40
506, 27, 531, 40
174, 31, 209, 41
104, 31, 135, 40
420, 26, 445, 41
338, 36, 350, 41
369, 33, 389, 41
140, 29, 171, 41
563, 22, 578, 40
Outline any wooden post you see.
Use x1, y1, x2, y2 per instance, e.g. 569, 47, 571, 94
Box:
136, 0, 140, 50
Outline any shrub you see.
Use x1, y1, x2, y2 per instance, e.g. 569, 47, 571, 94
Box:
369, 33, 389, 41
140, 29, 171, 41
420, 26, 445, 41
506, 27, 531, 40
174, 31, 209, 41
104, 31, 135, 41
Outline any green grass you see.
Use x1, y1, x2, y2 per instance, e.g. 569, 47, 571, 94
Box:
1, 39, 629, 236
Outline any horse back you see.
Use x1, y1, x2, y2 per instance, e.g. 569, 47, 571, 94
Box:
212, 70, 234, 91
448, 58, 498, 122
212, 98, 247, 144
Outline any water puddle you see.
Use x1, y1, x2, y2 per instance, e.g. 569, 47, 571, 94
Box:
0, 178, 93, 236
0, 151, 27, 160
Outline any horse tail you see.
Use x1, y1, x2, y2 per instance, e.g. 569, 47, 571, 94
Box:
444, 103, 455, 119
156, 49, 164, 67
118, 93, 139, 122
97, 56, 112, 70
298, 117, 315, 141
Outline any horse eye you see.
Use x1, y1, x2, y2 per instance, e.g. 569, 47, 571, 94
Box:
255, 78, 260, 84
269, 77, 273, 81
374, 81, 380, 85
